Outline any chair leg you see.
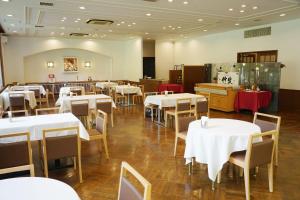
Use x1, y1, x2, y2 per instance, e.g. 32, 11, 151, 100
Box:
239, 167, 244, 177
244, 168, 250, 200
165, 113, 168, 127
111, 114, 114, 127
30, 164, 35, 177
73, 157, 77, 170
78, 155, 83, 183
102, 138, 109, 159
151, 108, 154, 122
268, 163, 274, 192
173, 136, 178, 157
275, 138, 279, 166
43, 157, 49, 178
217, 171, 222, 184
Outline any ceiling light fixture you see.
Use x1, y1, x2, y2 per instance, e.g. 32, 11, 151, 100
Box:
132, 22, 136, 25
145, 32, 149, 35
241, 4, 246, 8
79, 6, 85, 10
203, 29, 207, 32
10, 24, 15, 26
280, 13, 286, 17
183, 1, 188, 5
77, 18, 81, 21
240, 10, 245, 13
146, 13, 152, 16
117, 23, 121, 26
2, 0, 10, 2
60, 33, 65, 35
128, 24, 132, 27
228, 8, 233, 11
168, 25, 172, 28
235, 23, 240, 26
61, 19, 65, 22
121, 21, 125, 24
162, 27, 166, 29
108, 29, 113, 32
168, 0, 173, 2
177, 26, 182, 29
75, 21, 78, 23
198, 18, 203, 22
13, 30, 17, 33
252, 6, 258, 10
147, 38, 151, 40
7, 14, 13, 17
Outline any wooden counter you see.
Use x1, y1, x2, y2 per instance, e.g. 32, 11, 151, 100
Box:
195, 83, 237, 112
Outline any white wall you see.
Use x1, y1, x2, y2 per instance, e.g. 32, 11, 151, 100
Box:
24, 48, 111, 82
155, 40, 174, 80
156, 18, 300, 90
2, 36, 143, 83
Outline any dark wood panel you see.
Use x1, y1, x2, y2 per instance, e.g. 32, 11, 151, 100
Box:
183, 65, 209, 93
0, 36, 5, 86
169, 70, 182, 84
279, 89, 300, 111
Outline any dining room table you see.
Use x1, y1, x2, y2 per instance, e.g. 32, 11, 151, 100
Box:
184, 118, 261, 183
144, 93, 206, 125
115, 85, 142, 106
0, 113, 89, 143
58, 86, 86, 98
55, 94, 116, 113
10, 85, 46, 95
95, 81, 118, 89
0, 177, 81, 200
1, 90, 37, 110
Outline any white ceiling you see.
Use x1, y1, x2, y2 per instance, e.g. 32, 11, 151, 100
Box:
0, 0, 300, 40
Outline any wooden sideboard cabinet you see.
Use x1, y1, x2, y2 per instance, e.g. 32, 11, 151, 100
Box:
194, 83, 237, 112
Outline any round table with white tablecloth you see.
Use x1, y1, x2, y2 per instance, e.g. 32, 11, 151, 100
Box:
0, 177, 81, 200
184, 118, 261, 181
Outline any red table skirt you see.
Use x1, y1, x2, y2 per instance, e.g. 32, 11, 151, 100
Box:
158, 84, 184, 93
234, 90, 272, 113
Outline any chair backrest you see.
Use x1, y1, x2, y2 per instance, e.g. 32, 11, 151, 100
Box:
71, 100, 89, 116
36, 107, 59, 115
9, 93, 25, 108
96, 110, 107, 135
245, 130, 276, 169
42, 126, 80, 161
0, 132, 34, 176
96, 98, 112, 114
195, 94, 210, 117
118, 161, 151, 200
29, 88, 41, 98
70, 88, 82, 96
253, 112, 281, 132
4, 110, 28, 117
175, 98, 192, 112
143, 92, 158, 99
175, 112, 196, 134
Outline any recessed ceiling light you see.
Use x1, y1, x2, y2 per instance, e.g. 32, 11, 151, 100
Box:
145, 32, 149, 35
177, 26, 182, 29
10, 24, 15, 27
146, 13, 152, 16
74, 21, 78, 23
2, 0, 10, 2
168, 0, 173, 2
241, 4, 246, 8
147, 38, 151, 40
280, 13, 286, 17
235, 23, 240, 26
121, 21, 125, 24
7, 14, 13, 17
198, 18, 203, 22
128, 24, 132, 27
60, 33, 65, 35
162, 27, 166, 30
172, 27, 175, 30
203, 29, 207, 32
117, 23, 121, 26
62, 17, 67, 20
183, 1, 188, 5
168, 25, 172, 28
77, 18, 81, 21
108, 29, 113, 32
61, 19, 65, 22
132, 22, 136, 25
240, 10, 245, 13
252, 6, 258, 10
13, 30, 17, 33
228, 8, 233, 11
60, 27, 65, 29
79, 6, 85, 10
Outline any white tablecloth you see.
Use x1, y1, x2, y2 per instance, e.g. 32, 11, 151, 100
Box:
96, 82, 118, 89
115, 85, 142, 95
1, 91, 37, 110
0, 177, 81, 200
55, 94, 116, 113
10, 85, 46, 95
0, 113, 89, 143
144, 93, 205, 109
59, 87, 85, 98
184, 118, 261, 181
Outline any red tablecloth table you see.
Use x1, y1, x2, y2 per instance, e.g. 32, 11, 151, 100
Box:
158, 84, 184, 93
234, 90, 272, 113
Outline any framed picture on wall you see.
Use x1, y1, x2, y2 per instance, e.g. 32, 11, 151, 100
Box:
64, 57, 78, 72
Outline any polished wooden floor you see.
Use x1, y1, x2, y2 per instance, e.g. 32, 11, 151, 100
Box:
28, 105, 300, 199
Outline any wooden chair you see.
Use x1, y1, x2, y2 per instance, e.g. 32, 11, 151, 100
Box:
4, 110, 29, 117
70, 88, 82, 96
143, 92, 158, 121
228, 130, 276, 200
42, 126, 82, 183
165, 98, 193, 127
94, 98, 114, 127
29, 88, 42, 107
194, 93, 210, 119
174, 111, 196, 156
113, 90, 127, 105
132, 85, 144, 104
35, 107, 60, 115
253, 112, 281, 166
118, 161, 151, 200
0, 132, 35, 177
9, 93, 26, 111
71, 100, 91, 129
46, 84, 56, 102
36, 89, 50, 108
89, 110, 109, 159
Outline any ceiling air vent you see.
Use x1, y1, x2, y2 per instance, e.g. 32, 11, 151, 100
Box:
70, 33, 89, 37
244, 26, 271, 39
40, 2, 54, 6
86, 19, 114, 25
143, 0, 159, 2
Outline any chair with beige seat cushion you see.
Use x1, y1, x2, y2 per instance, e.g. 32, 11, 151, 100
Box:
194, 93, 210, 119
0, 132, 35, 177
228, 130, 276, 200
36, 89, 50, 108
165, 98, 193, 127
174, 112, 196, 156
113, 89, 127, 105
89, 110, 109, 159
94, 98, 114, 127
143, 92, 158, 122
42, 126, 82, 183
118, 161, 151, 200
71, 100, 91, 129
9, 93, 26, 111
253, 112, 281, 166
